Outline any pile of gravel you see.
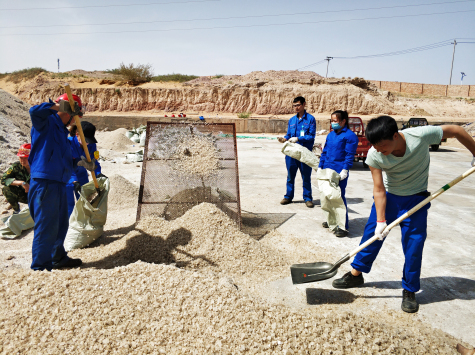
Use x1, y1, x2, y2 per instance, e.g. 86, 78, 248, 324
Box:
107, 174, 139, 210
0, 261, 460, 354
96, 128, 135, 152
173, 135, 220, 178
0, 89, 31, 173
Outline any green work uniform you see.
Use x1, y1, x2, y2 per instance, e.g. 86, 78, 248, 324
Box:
1, 162, 30, 211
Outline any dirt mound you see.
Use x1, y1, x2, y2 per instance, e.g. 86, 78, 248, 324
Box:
107, 174, 139, 210
96, 128, 135, 152
186, 70, 324, 85
0, 90, 31, 173
0, 260, 461, 354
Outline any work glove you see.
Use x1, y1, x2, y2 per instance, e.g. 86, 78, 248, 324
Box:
339, 169, 348, 180
77, 156, 96, 172
58, 100, 83, 118
375, 221, 389, 241
472, 156, 475, 167
277, 137, 286, 143
73, 181, 81, 194
97, 173, 108, 179
289, 137, 298, 143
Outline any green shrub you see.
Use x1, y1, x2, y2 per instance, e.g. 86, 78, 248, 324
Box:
237, 112, 252, 118
111, 63, 154, 83
151, 73, 199, 83
3, 67, 47, 83
212, 74, 224, 79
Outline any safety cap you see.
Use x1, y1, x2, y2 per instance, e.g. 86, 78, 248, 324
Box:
17, 143, 31, 157
55, 93, 82, 108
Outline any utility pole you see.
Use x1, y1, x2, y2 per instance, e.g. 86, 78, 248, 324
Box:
449, 39, 457, 85
57, 58, 60, 73
325, 56, 333, 78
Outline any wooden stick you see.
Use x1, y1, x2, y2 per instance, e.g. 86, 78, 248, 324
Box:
64, 85, 99, 190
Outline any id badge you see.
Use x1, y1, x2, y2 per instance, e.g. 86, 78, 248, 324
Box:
300, 129, 305, 137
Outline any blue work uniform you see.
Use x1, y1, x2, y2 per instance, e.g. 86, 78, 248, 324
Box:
66, 136, 101, 217
28, 102, 73, 271
283, 111, 316, 202
319, 126, 358, 229
351, 192, 430, 292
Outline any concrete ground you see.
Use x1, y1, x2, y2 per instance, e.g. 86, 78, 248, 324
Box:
237, 134, 475, 345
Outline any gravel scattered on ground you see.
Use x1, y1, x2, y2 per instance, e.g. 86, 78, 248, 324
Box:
0, 260, 461, 354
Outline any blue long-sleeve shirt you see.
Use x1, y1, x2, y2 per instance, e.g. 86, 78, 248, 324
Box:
28, 102, 73, 184
68, 136, 101, 185
319, 126, 359, 173
284, 111, 316, 150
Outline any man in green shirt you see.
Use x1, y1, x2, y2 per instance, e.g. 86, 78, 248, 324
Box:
332, 116, 475, 313
1, 144, 31, 214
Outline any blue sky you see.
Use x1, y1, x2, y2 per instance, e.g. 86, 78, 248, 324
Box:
0, 0, 474, 84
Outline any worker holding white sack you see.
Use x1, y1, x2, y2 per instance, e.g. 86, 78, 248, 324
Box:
318, 110, 358, 237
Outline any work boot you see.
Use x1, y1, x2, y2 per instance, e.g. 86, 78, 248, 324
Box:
305, 200, 314, 208
401, 289, 419, 313
332, 271, 364, 289
322, 221, 329, 228
333, 227, 348, 238
52, 257, 83, 269
280, 198, 292, 205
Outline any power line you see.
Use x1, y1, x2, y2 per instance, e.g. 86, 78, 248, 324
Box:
0, 0, 220, 11
1, 0, 472, 29
1, 9, 474, 36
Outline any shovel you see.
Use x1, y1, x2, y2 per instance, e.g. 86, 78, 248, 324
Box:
291, 165, 475, 284
64, 85, 102, 200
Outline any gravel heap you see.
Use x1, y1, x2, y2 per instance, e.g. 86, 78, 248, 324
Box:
0, 261, 460, 354
96, 128, 135, 152
70, 203, 288, 288
173, 135, 220, 178
107, 174, 139, 210
0, 89, 31, 173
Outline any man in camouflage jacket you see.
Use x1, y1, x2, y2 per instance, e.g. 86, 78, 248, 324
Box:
1, 144, 31, 213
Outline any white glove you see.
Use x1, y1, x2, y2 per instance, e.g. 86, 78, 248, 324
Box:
289, 137, 298, 143
375, 221, 389, 241
471, 156, 475, 167
339, 169, 348, 180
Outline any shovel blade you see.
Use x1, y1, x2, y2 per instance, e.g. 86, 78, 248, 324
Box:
290, 262, 337, 284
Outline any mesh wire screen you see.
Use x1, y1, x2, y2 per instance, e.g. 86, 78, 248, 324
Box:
137, 122, 241, 228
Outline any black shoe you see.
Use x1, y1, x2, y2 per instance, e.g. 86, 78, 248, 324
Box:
305, 201, 314, 208
52, 257, 82, 269
280, 198, 292, 205
333, 227, 348, 238
332, 271, 364, 289
322, 221, 329, 228
401, 289, 419, 313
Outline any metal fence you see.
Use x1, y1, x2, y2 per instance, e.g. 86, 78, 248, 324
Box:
137, 122, 241, 228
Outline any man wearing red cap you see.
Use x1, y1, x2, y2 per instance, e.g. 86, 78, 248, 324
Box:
1, 144, 31, 214
28, 94, 96, 271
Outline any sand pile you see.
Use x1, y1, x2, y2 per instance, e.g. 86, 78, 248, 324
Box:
107, 174, 139, 210
0, 261, 460, 354
70, 203, 288, 286
173, 135, 220, 178
96, 128, 135, 152
0, 89, 31, 173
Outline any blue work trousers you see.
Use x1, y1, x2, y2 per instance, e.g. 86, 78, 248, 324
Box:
339, 177, 349, 230
285, 156, 312, 202
66, 177, 88, 217
351, 192, 430, 292
28, 178, 69, 271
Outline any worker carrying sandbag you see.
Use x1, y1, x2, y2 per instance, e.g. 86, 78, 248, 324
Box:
318, 111, 358, 237
277, 96, 316, 208
67, 121, 104, 217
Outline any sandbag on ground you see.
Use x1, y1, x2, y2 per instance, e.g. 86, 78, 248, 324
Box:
64, 177, 110, 251
0, 207, 34, 239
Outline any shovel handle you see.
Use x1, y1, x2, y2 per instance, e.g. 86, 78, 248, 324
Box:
64, 85, 99, 190
348, 165, 475, 258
